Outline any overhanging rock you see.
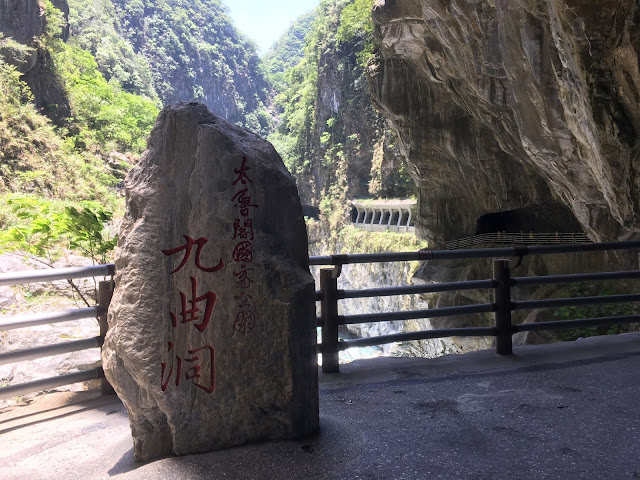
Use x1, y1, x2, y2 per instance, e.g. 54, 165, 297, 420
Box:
102, 102, 318, 461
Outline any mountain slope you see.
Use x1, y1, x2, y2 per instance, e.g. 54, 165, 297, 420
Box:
268, 0, 414, 233
101, 0, 272, 136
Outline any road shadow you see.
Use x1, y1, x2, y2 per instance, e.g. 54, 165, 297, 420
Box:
0, 390, 122, 434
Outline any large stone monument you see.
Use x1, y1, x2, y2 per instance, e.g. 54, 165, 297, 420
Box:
102, 103, 319, 461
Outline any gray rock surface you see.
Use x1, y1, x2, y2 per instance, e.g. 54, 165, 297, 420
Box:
103, 103, 318, 461
0, 0, 42, 47
0, 286, 15, 308
0, 0, 71, 122
368, 0, 640, 245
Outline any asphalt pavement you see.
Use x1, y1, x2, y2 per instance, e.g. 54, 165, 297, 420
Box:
1, 332, 639, 480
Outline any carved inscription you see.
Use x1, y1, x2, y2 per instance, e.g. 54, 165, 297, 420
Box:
161, 236, 222, 393
231, 156, 259, 334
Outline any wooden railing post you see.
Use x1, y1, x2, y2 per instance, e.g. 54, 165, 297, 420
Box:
98, 279, 115, 394
320, 267, 340, 373
493, 259, 513, 355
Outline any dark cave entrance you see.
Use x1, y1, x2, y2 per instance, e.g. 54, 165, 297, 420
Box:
475, 203, 584, 234
303, 205, 320, 220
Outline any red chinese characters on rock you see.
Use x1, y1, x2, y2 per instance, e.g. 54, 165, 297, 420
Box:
233, 310, 256, 334
232, 188, 258, 217
233, 218, 254, 241
160, 235, 223, 394
232, 242, 253, 263
162, 236, 224, 274
161, 342, 215, 393
233, 268, 254, 289
231, 156, 259, 335
232, 156, 252, 185
169, 277, 216, 332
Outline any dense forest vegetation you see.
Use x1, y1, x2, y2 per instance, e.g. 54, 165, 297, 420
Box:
0, 0, 415, 260
0, 0, 158, 205
68, 0, 272, 136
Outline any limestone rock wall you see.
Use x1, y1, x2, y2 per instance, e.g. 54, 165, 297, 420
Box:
0, 0, 43, 73
0, 0, 70, 122
368, 0, 640, 245
0, 0, 43, 46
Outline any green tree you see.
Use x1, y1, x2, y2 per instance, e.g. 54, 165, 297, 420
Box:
0, 194, 117, 305
50, 39, 158, 154
263, 10, 317, 91
67, 0, 158, 99
336, 0, 376, 66
0, 194, 117, 265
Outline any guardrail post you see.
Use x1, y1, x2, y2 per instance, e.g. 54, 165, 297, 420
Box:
98, 279, 115, 395
320, 267, 340, 373
493, 259, 513, 355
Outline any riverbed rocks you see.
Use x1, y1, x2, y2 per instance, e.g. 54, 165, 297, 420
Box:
102, 103, 318, 461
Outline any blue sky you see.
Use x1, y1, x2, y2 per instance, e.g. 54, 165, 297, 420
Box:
224, 0, 320, 55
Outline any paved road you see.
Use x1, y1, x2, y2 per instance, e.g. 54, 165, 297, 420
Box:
1, 333, 639, 480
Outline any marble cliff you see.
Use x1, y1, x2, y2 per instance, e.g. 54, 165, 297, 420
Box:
368, 0, 640, 247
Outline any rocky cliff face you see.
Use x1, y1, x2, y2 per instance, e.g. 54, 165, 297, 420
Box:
0, 0, 42, 45
0, 0, 43, 73
368, 0, 640, 246
0, 0, 70, 122
269, 0, 415, 220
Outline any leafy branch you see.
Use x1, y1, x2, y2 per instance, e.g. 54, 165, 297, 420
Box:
0, 194, 117, 306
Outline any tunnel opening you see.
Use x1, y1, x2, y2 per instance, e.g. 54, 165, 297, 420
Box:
350, 206, 359, 223
302, 205, 320, 220
475, 203, 584, 235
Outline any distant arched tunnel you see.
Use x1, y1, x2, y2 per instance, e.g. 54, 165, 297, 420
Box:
350, 199, 416, 233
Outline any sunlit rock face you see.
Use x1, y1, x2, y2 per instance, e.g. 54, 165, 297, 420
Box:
103, 103, 318, 461
368, 0, 640, 245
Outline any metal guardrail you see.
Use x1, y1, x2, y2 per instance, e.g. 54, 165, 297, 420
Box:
309, 239, 637, 266
311, 241, 640, 373
444, 232, 591, 250
0, 264, 115, 400
4, 240, 640, 396
0, 263, 115, 286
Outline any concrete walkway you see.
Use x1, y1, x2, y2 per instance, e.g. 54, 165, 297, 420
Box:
1, 333, 639, 480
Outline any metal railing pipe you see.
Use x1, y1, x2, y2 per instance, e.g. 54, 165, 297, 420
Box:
338, 279, 496, 299
494, 259, 513, 355
0, 367, 104, 400
0, 263, 115, 286
309, 240, 640, 266
513, 270, 640, 287
0, 307, 99, 331
513, 293, 640, 310
341, 303, 496, 325
320, 268, 340, 373
335, 327, 497, 350
513, 315, 640, 332
522, 241, 640, 255
309, 249, 516, 266
0, 337, 101, 365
